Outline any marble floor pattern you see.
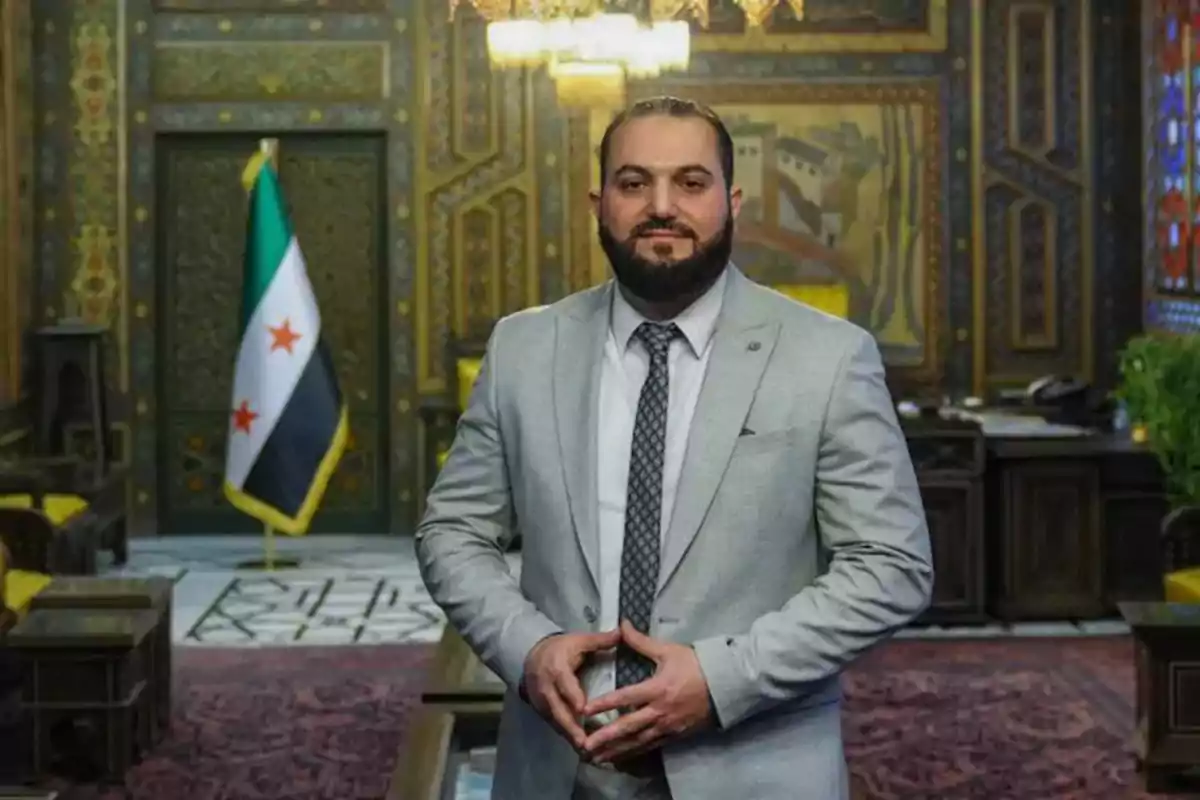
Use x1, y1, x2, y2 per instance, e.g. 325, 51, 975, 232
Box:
97, 535, 1131, 647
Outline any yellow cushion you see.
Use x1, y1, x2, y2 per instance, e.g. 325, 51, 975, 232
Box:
0, 493, 90, 526
456, 358, 482, 411
5, 569, 51, 616
1165, 568, 1200, 603
773, 283, 850, 319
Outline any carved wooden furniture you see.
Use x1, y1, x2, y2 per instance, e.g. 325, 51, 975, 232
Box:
987, 435, 1167, 621
29, 324, 127, 566
419, 328, 494, 495
1161, 507, 1200, 603
27, 578, 173, 741
387, 626, 504, 800
1120, 602, 1200, 794
770, 283, 850, 319
6, 607, 160, 784
902, 415, 987, 623
0, 511, 53, 619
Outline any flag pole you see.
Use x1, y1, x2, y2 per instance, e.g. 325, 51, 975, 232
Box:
260, 137, 279, 169
261, 137, 278, 575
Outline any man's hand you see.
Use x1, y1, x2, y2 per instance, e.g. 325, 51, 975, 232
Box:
522, 628, 622, 750
580, 620, 715, 765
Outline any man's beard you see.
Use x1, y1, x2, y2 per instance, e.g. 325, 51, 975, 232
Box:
598, 213, 734, 304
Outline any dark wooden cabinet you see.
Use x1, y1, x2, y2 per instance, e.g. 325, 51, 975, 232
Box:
1100, 447, 1170, 608
921, 478, 986, 621
904, 418, 987, 623
987, 436, 1166, 622
991, 460, 1104, 620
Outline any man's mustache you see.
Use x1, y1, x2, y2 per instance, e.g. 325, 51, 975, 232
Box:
630, 219, 697, 240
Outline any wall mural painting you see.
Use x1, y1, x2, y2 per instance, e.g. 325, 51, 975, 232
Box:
587, 84, 940, 374
725, 101, 931, 367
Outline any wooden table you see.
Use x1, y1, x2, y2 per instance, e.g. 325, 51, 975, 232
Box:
27, 577, 173, 738
388, 628, 503, 800
1120, 601, 1200, 793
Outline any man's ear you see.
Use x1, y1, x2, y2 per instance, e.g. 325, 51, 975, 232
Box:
728, 186, 743, 220
589, 188, 601, 219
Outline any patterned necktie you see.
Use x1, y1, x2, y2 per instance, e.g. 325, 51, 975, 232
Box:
616, 321, 682, 688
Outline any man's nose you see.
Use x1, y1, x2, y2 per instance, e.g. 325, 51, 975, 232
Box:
649, 180, 677, 217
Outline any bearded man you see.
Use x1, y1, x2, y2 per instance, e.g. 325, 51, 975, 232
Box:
416, 96, 933, 800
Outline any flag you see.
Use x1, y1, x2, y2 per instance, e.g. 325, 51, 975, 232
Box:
223, 151, 349, 535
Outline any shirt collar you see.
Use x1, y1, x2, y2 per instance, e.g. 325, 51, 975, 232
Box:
610, 267, 727, 358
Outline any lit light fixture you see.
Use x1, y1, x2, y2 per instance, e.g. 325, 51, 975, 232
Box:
448, 0, 807, 105
450, 0, 703, 106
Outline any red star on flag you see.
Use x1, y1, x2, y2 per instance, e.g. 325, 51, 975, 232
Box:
268, 318, 302, 354
232, 400, 259, 434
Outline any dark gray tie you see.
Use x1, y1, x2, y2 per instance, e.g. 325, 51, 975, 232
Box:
616, 321, 682, 688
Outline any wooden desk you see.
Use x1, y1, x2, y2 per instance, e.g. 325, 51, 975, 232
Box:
987, 435, 1166, 621
388, 628, 503, 800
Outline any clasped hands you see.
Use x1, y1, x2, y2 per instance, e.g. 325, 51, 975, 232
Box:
521, 619, 714, 766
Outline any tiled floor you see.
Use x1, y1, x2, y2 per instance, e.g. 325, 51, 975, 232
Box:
97, 535, 1130, 647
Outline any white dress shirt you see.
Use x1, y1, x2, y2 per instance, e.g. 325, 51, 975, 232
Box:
582, 269, 727, 710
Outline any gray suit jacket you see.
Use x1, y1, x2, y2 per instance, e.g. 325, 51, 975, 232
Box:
415, 268, 934, 799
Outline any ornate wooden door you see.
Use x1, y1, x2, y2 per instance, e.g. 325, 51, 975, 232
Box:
155, 133, 389, 534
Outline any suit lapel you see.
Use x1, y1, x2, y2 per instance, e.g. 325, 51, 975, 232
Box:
658, 273, 779, 593
554, 286, 611, 593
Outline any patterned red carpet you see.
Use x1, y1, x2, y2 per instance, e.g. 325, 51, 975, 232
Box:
12, 635, 1189, 799
46, 644, 435, 800
842, 636, 1171, 799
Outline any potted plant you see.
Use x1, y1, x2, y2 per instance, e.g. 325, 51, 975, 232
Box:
1116, 333, 1200, 541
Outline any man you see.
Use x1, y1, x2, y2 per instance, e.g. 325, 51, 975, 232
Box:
416, 96, 933, 800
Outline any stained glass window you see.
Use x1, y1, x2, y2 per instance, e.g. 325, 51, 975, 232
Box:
1146, 1, 1200, 329
1158, 0, 1188, 292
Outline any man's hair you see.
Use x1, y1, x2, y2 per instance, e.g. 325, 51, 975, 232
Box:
597, 95, 735, 187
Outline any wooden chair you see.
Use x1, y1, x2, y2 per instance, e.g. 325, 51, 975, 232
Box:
0, 325, 128, 572
0, 510, 54, 625
418, 325, 499, 494
1162, 506, 1200, 602
771, 282, 851, 319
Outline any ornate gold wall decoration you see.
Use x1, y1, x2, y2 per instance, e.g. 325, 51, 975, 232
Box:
695, 0, 947, 52
66, 7, 126, 388
153, 42, 389, 102
970, 0, 1095, 392
0, 0, 34, 406
412, 4, 559, 395
153, 0, 388, 10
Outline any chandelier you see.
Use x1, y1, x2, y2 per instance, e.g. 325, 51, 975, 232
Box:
447, 0, 697, 106
448, 0, 807, 106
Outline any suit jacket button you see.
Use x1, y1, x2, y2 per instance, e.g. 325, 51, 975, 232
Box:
584, 606, 598, 624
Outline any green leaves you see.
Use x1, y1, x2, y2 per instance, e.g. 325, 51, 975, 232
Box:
1117, 334, 1200, 508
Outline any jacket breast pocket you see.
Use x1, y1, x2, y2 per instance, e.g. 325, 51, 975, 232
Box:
729, 428, 799, 461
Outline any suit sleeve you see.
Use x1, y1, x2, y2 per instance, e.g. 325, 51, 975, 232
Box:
691, 330, 934, 729
414, 318, 563, 689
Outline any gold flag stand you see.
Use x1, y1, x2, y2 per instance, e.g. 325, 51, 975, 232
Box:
237, 525, 301, 571
233, 137, 302, 573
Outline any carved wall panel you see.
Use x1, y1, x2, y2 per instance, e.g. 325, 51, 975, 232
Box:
974, 0, 1133, 392
0, 0, 34, 408
412, 4, 572, 398
153, 0, 387, 10
153, 43, 389, 103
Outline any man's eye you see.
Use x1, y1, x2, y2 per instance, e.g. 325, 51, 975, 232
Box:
682, 180, 705, 191
620, 180, 646, 191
